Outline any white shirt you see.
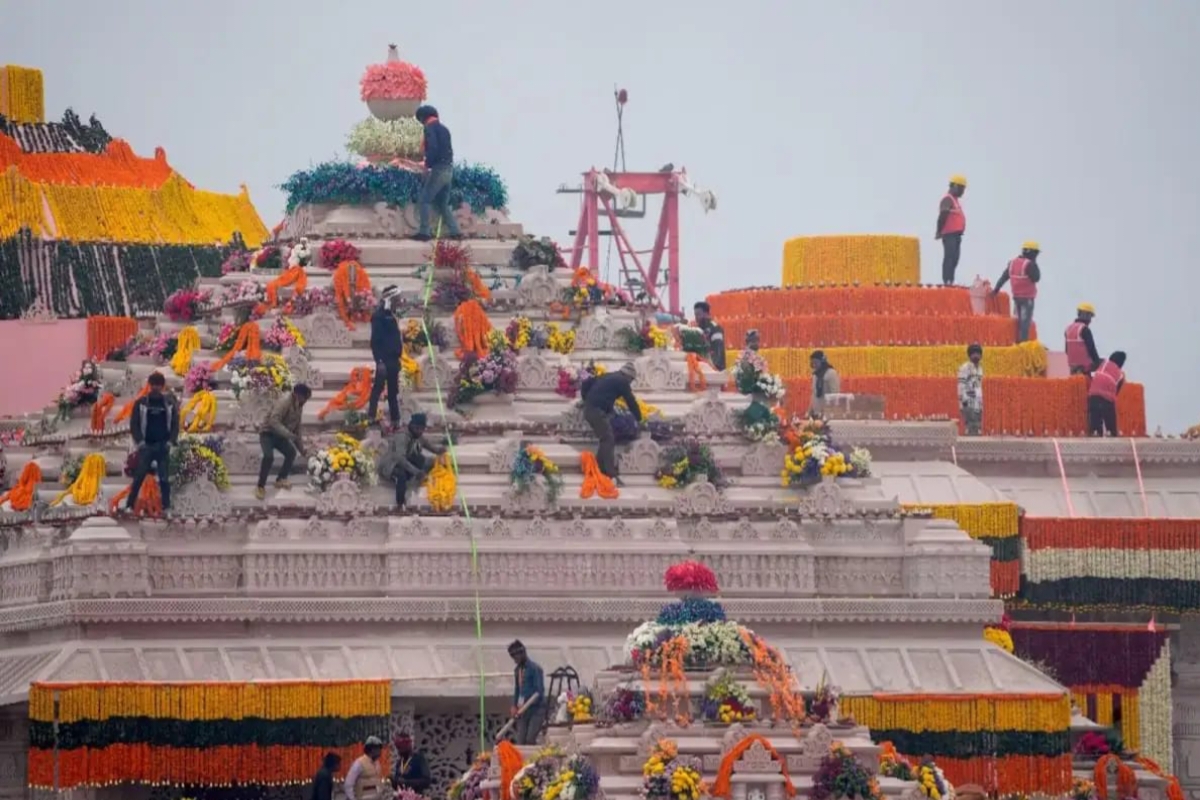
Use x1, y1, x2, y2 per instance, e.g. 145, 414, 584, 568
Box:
344, 758, 364, 800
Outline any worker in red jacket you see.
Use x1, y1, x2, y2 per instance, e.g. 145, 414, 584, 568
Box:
1064, 303, 1101, 375
1087, 351, 1126, 437
935, 175, 967, 285
992, 241, 1041, 343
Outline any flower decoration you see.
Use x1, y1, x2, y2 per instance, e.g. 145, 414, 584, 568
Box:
878, 743, 915, 781
701, 668, 756, 724
553, 688, 594, 724
556, 362, 604, 400
59, 454, 84, 487
642, 739, 706, 800
449, 752, 491, 800
811, 743, 883, 800
262, 317, 307, 353
167, 435, 229, 490
616, 321, 669, 353
281, 161, 509, 215
915, 760, 953, 800
163, 288, 211, 322
402, 316, 449, 350
509, 235, 566, 271
675, 325, 710, 356
226, 353, 293, 400
510, 745, 565, 800
984, 626, 1014, 653
250, 245, 283, 271
308, 433, 378, 491
734, 401, 781, 443
543, 754, 600, 800
1075, 731, 1115, 758
506, 316, 534, 350
654, 438, 725, 490
221, 249, 252, 275
319, 239, 362, 271
664, 561, 719, 595
360, 47, 428, 101
780, 417, 871, 488
450, 344, 519, 406
215, 279, 267, 309
56, 360, 104, 420
510, 444, 564, 505
1071, 778, 1097, 800
543, 323, 575, 355
347, 117, 426, 162
808, 672, 841, 722
732, 349, 785, 401
656, 597, 726, 625
600, 685, 646, 724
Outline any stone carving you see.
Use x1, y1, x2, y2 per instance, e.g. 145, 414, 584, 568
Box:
684, 390, 735, 436
796, 479, 855, 517
220, 436, 263, 474
575, 309, 618, 350
735, 740, 783, 774
252, 518, 291, 541
741, 441, 789, 477
516, 266, 559, 308
721, 722, 751, 754
559, 405, 587, 431
487, 436, 522, 474
172, 480, 233, 518
417, 353, 458, 394
315, 477, 377, 516
785, 724, 835, 773
149, 555, 241, 593
634, 350, 687, 392
503, 480, 553, 513
285, 348, 325, 390
675, 481, 731, 516
618, 437, 661, 474
232, 389, 275, 431
299, 310, 352, 348
413, 712, 507, 799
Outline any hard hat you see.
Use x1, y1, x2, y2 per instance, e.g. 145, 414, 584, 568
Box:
949, 174, 968, 187
1077, 302, 1096, 315
1022, 240, 1040, 252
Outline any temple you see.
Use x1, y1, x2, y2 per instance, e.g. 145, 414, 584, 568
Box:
0, 55, 1198, 800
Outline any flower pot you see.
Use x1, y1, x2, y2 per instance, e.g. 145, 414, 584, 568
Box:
367, 97, 420, 121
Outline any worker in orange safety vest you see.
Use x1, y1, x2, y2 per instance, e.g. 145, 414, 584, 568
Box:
992, 241, 1041, 343
1087, 351, 1126, 437
1064, 303, 1101, 375
935, 175, 967, 285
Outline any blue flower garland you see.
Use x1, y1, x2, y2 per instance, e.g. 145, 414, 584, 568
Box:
279, 161, 509, 214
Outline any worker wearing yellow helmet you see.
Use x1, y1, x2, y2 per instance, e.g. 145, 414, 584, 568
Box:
992, 241, 1041, 343
935, 174, 968, 285
1065, 302, 1101, 375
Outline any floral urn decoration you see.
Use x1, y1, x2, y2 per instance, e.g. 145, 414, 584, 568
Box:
360, 44, 428, 121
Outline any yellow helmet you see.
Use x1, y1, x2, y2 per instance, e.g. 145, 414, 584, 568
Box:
1077, 302, 1096, 315
1022, 240, 1040, 252
949, 174, 968, 187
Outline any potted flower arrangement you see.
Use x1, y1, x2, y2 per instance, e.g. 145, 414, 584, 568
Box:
732, 349, 785, 403
318, 239, 362, 271
307, 433, 378, 491
701, 669, 756, 725
226, 353, 293, 401
642, 739, 705, 800
734, 401, 781, 443
448, 752, 490, 800
675, 325, 710, 356
543, 753, 600, 800
616, 321, 670, 353
249, 245, 283, 272
556, 362, 604, 400
56, 360, 104, 420
811, 744, 883, 800
168, 435, 230, 491
262, 317, 307, 353
510, 746, 565, 800
599, 685, 646, 725
915, 759, 953, 800
340, 408, 372, 440
780, 418, 871, 489
508, 235, 566, 271
553, 688, 595, 724
347, 116, 425, 165
654, 437, 725, 489
506, 316, 534, 351
510, 443, 563, 504
450, 345, 518, 407
360, 44, 428, 121
163, 287, 212, 322
807, 672, 841, 723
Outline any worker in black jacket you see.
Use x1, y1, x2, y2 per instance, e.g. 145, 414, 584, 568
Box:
413, 104, 463, 241
368, 285, 405, 428
582, 363, 642, 484
126, 371, 179, 512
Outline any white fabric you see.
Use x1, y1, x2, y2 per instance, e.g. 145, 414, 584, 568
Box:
344, 757, 363, 800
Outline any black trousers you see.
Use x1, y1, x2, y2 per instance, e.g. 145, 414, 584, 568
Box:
258, 432, 297, 487
391, 455, 430, 507
128, 441, 171, 509
1088, 396, 1118, 437
941, 233, 962, 285
368, 359, 401, 425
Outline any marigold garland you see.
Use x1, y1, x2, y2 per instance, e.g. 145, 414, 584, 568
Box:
1, 66, 45, 124
87, 316, 138, 360
782, 234, 920, 286
317, 366, 374, 420
51, 452, 106, 507
741, 630, 807, 729
0, 461, 41, 511
638, 635, 689, 723
211, 322, 263, 371
425, 454, 458, 512
496, 740, 524, 800
170, 325, 201, 376
579, 451, 618, 499
0, 135, 170, 187
181, 389, 217, 433
454, 299, 492, 359
90, 391, 116, 432
744, 341, 1047, 379
1135, 757, 1186, 800
711, 734, 796, 799
709, 285, 1012, 318
465, 267, 492, 303
721, 314, 1034, 348
108, 476, 163, 517
839, 692, 1070, 734
1093, 754, 1137, 800
332, 260, 372, 329
685, 352, 708, 391
903, 503, 1021, 597
263, 264, 308, 309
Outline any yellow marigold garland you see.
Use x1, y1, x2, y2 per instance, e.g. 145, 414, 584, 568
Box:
425, 453, 457, 511
839, 693, 1070, 733
902, 503, 1019, 539
50, 453, 106, 507
401, 350, 422, 389
171, 325, 201, 376
741, 341, 1047, 379
0, 164, 46, 237
182, 389, 217, 433
984, 627, 1015, 653
2, 65, 45, 123
782, 234, 920, 286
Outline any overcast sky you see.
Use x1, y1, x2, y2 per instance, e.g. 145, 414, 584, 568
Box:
3, 0, 1197, 429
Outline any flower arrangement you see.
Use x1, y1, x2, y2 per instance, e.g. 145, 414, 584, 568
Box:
250, 245, 283, 271
654, 438, 725, 489
664, 561, 719, 595
129, 331, 179, 362
616, 322, 670, 353
220, 250, 252, 275
811, 744, 883, 800
625, 617, 751, 668
318, 239, 362, 271
600, 685, 646, 724
1075, 731, 1119, 758
56, 360, 104, 420
287, 238, 314, 268
915, 760, 952, 800
544, 754, 600, 800
307, 433, 378, 491
347, 117, 425, 162
448, 752, 490, 800
167, 435, 230, 490
281, 161, 509, 216
432, 239, 473, 270
734, 401, 781, 443
360, 48, 428, 101
556, 362, 604, 400
262, 317, 307, 352
217, 279, 266, 308
984, 625, 1014, 653
509, 235, 566, 271
163, 288, 211, 322
878, 743, 915, 781
543, 323, 575, 355
808, 672, 840, 722
450, 346, 519, 406
510, 444, 564, 504
506, 316, 534, 350
339, 408, 372, 439
1071, 778, 1097, 800
656, 597, 726, 626
402, 316, 449, 351
554, 688, 595, 724
780, 418, 871, 488
226, 353, 293, 400
675, 326, 710, 356
701, 669, 756, 724
432, 270, 475, 309
510, 745, 565, 800
642, 739, 705, 800
732, 349, 785, 401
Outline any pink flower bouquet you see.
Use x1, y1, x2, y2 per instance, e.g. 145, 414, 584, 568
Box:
360, 46, 428, 101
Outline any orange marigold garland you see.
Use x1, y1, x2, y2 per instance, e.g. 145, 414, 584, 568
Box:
740, 629, 806, 729
211, 322, 263, 371
638, 635, 690, 724
317, 366, 374, 420
87, 316, 138, 360
90, 392, 115, 432
263, 264, 308, 310
332, 260, 372, 329
108, 477, 163, 517
711, 734, 796, 799
1136, 757, 1186, 800
1094, 753, 1138, 800
114, 382, 151, 424
0, 461, 42, 511
579, 451, 619, 499
496, 740, 524, 800
454, 299, 492, 359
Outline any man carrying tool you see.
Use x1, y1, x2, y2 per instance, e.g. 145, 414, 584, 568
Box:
508, 640, 546, 745
1065, 303, 1102, 375
935, 175, 967, 285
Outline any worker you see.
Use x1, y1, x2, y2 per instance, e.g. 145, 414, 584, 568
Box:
935, 175, 967, 285
992, 241, 1041, 343
1064, 303, 1101, 375
1087, 351, 1127, 437
957, 343, 984, 436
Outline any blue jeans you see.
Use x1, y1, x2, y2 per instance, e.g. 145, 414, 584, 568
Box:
418, 165, 462, 237
1014, 298, 1035, 343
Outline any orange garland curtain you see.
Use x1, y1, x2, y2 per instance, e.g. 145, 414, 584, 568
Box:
0, 135, 174, 187
720, 314, 1035, 348
454, 299, 492, 359
707, 286, 1012, 318
87, 316, 138, 361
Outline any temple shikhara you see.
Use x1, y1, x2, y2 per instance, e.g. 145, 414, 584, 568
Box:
1, 51, 1198, 800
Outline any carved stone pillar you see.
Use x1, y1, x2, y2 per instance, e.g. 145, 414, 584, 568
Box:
1174, 615, 1200, 800
0, 705, 27, 800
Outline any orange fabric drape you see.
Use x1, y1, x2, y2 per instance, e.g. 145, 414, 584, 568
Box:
496, 741, 524, 800
579, 452, 619, 499
211, 323, 263, 371
707, 286, 1012, 318
87, 316, 138, 360
108, 477, 162, 517
114, 383, 151, 424
90, 392, 115, 431
454, 299, 492, 359
331, 260, 372, 329
317, 367, 374, 420
711, 734, 796, 799
263, 265, 308, 309
0, 462, 42, 511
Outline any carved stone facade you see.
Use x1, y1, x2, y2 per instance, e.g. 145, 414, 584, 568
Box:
1175, 616, 1200, 800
